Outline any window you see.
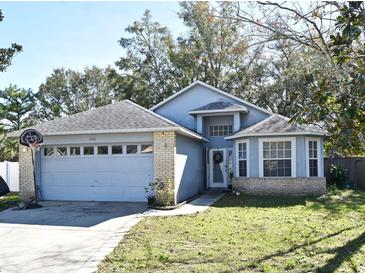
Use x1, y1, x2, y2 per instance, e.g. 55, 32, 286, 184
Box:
307, 139, 319, 177
70, 147, 80, 156
126, 145, 138, 154
97, 146, 108, 155
209, 125, 233, 136
44, 147, 54, 157
112, 145, 123, 154
83, 146, 94, 155
55, 147, 67, 156
238, 142, 248, 177
262, 140, 292, 177
141, 144, 153, 154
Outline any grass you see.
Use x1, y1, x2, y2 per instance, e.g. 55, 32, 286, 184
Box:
0, 192, 19, 211
98, 189, 365, 273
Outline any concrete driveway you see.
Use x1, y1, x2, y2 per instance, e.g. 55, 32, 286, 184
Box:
0, 201, 147, 273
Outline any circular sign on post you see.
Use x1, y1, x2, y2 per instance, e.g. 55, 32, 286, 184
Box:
19, 129, 43, 147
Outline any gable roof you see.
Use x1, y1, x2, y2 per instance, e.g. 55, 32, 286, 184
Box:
225, 114, 327, 139
150, 81, 273, 115
189, 100, 248, 114
9, 100, 207, 141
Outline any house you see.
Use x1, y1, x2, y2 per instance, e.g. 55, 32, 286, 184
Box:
16, 81, 326, 203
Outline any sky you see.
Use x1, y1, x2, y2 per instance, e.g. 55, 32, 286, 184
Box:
0, 1, 185, 91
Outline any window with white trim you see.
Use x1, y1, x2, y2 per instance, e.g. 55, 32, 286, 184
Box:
263, 141, 292, 177
97, 145, 108, 155
44, 147, 54, 157
141, 144, 153, 154
70, 146, 80, 156
126, 145, 138, 154
83, 146, 94, 155
209, 125, 233, 136
55, 147, 67, 156
238, 142, 248, 177
308, 140, 318, 177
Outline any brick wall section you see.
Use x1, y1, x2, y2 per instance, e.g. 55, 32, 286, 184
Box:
19, 144, 35, 202
232, 177, 326, 197
153, 131, 176, 181
153, 131, 176, 204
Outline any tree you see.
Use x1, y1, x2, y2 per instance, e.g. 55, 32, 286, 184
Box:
306, 1, 364, 155
115, 3, 267, 108
254, 42, 328, 117
0, 10, 22, 72
230, 1, 364, 155
0, 85, 36, 161
0, 85, 36, 131
36, 66, 116, 120
115, 10, 175, 107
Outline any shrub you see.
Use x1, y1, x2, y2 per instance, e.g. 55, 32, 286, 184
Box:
145, 178, 175, 207
328, 164, 347, 187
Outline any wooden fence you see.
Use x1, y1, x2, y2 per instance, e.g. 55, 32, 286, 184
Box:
324, 157, 365, 189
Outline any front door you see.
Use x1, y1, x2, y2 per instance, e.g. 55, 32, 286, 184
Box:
209, 148, 227, 188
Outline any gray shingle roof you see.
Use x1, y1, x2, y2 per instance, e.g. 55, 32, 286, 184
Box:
189, 100, 247, 113
226, 114, 327, 139
29, 100, 174, 134
9, 100, 207, 142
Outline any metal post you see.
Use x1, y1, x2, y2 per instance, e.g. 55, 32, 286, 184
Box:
30, 147, 39, 205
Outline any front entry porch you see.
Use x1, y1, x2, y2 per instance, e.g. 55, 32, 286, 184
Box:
207, 148, 233, 189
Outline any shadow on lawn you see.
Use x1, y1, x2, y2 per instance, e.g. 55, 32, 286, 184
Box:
243, 225, 362, 272
308, 189, 365, 214
316, 230, 365, 272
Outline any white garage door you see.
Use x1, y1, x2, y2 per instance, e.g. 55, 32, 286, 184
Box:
40, 144, 153, 202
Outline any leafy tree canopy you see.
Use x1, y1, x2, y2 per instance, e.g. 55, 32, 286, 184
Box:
35, 66, 117, 120
0, 10, 22, 72
0, 85, 36, 161
115, 3, 267, 108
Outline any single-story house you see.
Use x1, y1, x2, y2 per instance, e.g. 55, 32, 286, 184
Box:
14, 81, 327, 203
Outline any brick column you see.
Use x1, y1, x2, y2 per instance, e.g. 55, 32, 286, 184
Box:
153, 131, 176, 204
19, 144, 35, 202
153, 131, 176, 181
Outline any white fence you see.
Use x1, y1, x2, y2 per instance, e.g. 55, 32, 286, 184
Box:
0, 161, 19, 192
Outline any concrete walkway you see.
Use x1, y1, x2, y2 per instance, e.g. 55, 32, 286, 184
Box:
144, 192, 224, 217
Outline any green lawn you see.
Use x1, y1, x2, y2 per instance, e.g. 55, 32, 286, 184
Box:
0, 192, 19, 211
98, 189, 365, 273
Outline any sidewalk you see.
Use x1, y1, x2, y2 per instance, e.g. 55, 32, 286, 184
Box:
143, 192, 224, 217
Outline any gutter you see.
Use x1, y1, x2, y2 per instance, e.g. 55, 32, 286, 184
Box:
8, 127, 208, 142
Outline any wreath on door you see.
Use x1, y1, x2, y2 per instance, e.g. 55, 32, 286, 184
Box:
213, 151, 223, 164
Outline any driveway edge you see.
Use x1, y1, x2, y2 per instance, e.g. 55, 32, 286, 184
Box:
78, 213, 142, 273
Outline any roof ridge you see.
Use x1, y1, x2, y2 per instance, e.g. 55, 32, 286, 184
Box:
150, 81, 273, 115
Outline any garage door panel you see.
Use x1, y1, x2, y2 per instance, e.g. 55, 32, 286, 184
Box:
42, 156, 153, 172
41, 186, 147, 202
40, 153, 153, 202
42, 171, 152, 187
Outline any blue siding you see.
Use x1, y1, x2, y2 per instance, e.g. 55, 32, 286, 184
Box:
154, 83, 270, 132
175, 133, 205, 202
203, 115, 234, 148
